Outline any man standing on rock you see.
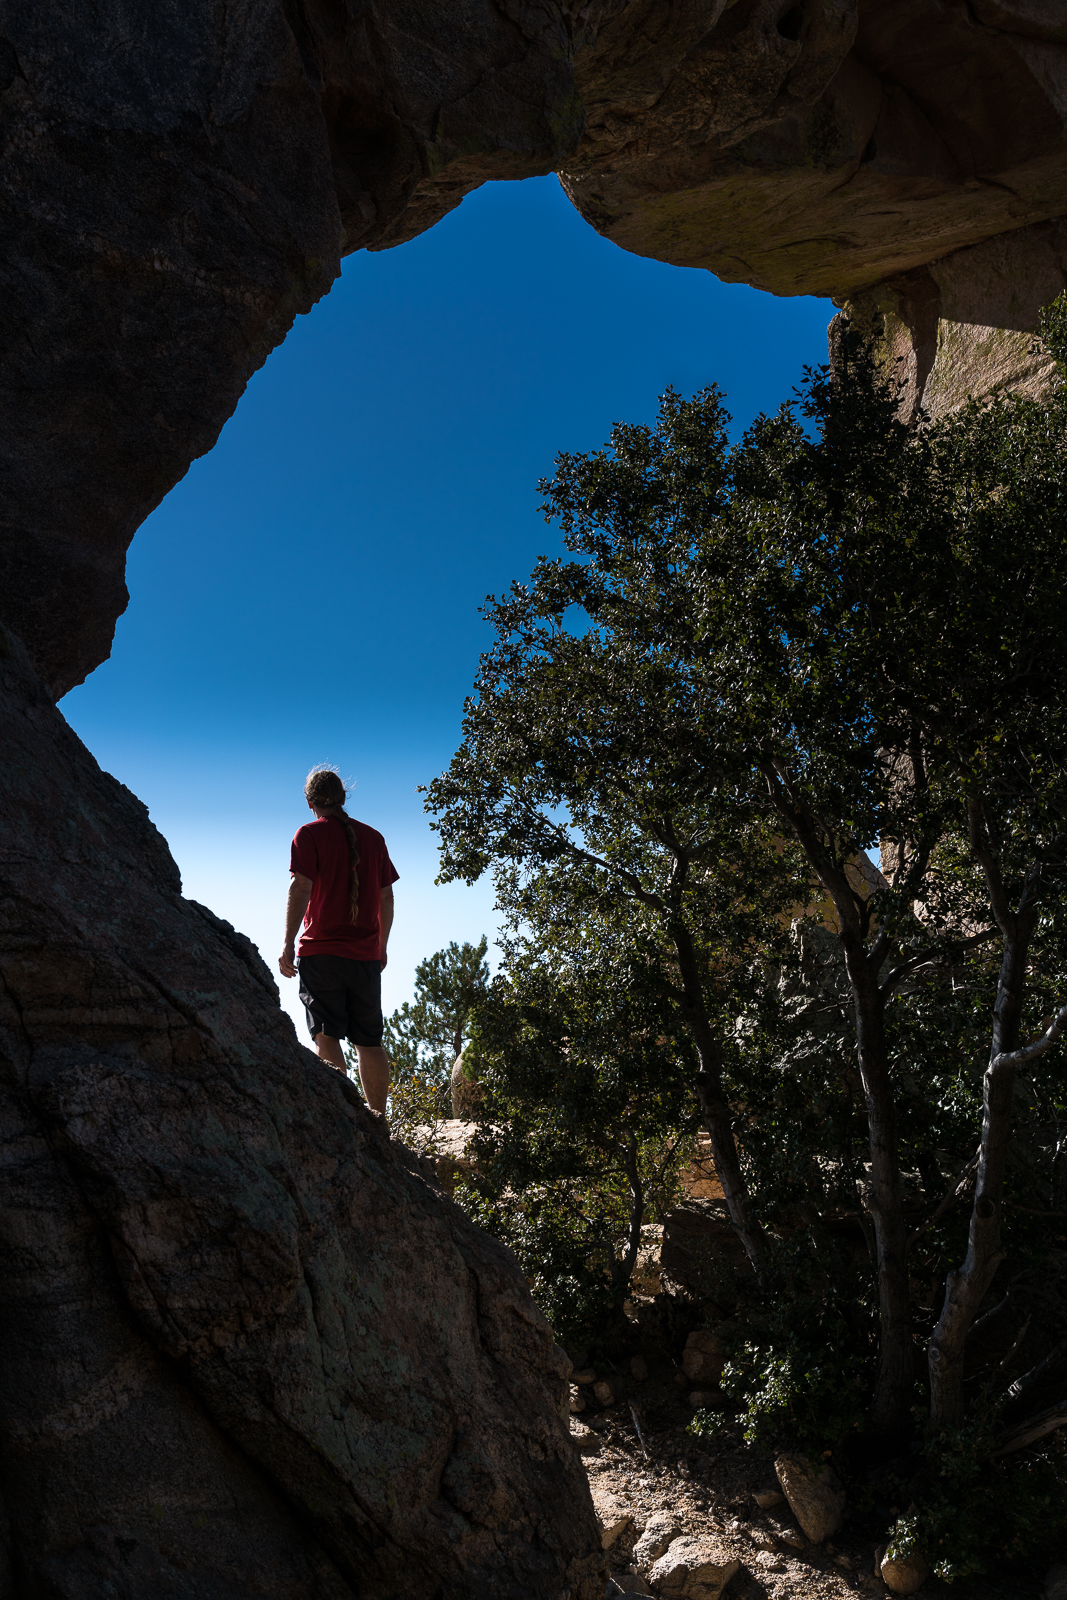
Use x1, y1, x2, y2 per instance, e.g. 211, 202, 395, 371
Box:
278, 766, 397, 1117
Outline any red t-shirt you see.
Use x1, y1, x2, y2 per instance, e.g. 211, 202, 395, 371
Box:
290, 816, 399, 960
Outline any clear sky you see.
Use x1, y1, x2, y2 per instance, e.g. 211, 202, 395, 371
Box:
61, 174, 834, 1040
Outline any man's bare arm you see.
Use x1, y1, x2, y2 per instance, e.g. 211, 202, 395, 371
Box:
379, 882, 394, 971
279, 873, 312, 978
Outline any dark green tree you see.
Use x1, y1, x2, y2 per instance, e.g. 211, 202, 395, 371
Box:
426, 296, 1067, 1475
458, 917, 702, 1349
384, 935, 490, 1084
425, 380, 806, 1278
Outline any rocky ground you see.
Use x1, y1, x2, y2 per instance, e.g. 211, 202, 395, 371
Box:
421, 1121, 1053, 1599
567, 1358, 1044, 1600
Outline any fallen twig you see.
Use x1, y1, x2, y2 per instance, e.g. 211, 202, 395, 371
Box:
630, 1403, 650, 1461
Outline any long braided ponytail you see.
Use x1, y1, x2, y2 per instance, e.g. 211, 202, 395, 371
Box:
304, 766, 360, 923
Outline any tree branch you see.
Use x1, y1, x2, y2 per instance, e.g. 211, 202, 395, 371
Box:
991, 999, 1067, 1071
966, 1273, 1029, 1345
762, 763, 863, 939
989, 1397, 1067, 1459
908, 1147, 980, 1250
880, 927, 999, 1000
868, 927, 891, 972
1005, 1335, 1067, 1407
968, 797, 1015, 938
994, 1315, 1032, 1377
525, 801, 668, 914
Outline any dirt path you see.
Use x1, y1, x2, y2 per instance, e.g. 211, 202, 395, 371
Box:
570, 1362, 1042, 1600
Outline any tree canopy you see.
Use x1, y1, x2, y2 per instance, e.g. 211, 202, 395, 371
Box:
426, 300, 1067, 1575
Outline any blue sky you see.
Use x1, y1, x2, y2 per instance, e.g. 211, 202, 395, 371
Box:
61, 175, 833, 1039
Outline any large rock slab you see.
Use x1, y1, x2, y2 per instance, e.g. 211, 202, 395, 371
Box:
562, 0, 1067, 303
0, 624, 603, 1597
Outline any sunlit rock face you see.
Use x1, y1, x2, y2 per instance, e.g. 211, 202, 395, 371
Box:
1, 0, 1065, 693
562, 1, 1067, 303
562, 0, 1067, 414
834, 220, 1067, 418
0, 624, 604, 1599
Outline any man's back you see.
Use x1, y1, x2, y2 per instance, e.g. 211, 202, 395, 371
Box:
290, 815, 395, 961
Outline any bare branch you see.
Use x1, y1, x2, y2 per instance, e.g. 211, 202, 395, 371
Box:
762, 763, 863, 939
994, 1315, 1032, 1376
868, 927, 891, 971
1005, 1335, 1067, 1407
526, 802, 668, 914
992, 999, 1067, 1071
968, 797, 1015, 938
881, 926, 999, 1000
908, 1147, 981, 1250
990, 1397, 1067, 1459
967, 1274, 1027, 1344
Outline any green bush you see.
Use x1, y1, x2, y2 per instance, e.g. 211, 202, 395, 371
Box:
886, 1416, 1067, 1580
455, 945, 697, 1350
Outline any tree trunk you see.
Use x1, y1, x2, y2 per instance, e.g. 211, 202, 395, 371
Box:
842, 937, 914, 1437
671, 919, 766, 1272
762, 769, 913, 1429
615, 1131, 645, 1299
928, 919, 1031, 1428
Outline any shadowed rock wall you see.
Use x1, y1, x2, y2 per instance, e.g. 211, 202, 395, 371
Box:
0, 0, 581, 698
563, 0, 1067, 303
0, 625, 603, 1597
1, 5, 1065, 1587
561, 0, 1067, 417
1, 0, 1065, 694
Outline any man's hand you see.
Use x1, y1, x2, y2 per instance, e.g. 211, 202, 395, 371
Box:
281, 873, 312, 980
379, 882, 394, 974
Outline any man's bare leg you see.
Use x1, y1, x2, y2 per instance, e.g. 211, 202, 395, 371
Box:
353, 1045, 390, 1116
313, 1034, 390, 1116
314, 1031, 346, 1071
